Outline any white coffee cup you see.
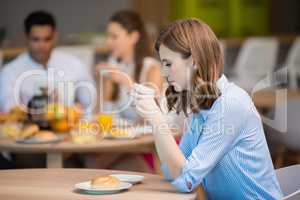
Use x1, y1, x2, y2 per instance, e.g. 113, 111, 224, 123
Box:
130, 83, 156, 106
132, 83, 155, 95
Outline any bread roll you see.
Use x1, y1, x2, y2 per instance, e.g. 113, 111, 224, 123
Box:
34, 131, 57, 140
0, 113, 8, 123
1, 123, 21, 139
91, 176, 120, 188
111, 129, 130, 138
21, 124, 39, 138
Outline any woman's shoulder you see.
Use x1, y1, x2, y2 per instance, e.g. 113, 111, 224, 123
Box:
224, 83, 253, 110
143, 57, 160, 68
204, 83, 252, 123
139, 57, 161, 83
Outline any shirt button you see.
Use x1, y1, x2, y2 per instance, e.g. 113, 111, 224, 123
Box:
186, 181, 192, 190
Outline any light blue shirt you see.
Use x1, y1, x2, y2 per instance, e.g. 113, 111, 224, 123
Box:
161, 75, 283, 200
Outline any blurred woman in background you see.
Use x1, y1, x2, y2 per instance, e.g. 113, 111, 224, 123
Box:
96, 10, 162, 122
90, 10, 162, 172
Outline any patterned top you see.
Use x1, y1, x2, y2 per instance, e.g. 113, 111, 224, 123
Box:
161, 75, 283, 200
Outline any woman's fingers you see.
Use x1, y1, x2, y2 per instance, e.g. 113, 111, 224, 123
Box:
131, 83, 156, 96
128, 83, 163, 117
96, 62, 116, 73
135, 94, 156, 101
96, 62, 108, 75
96, 62, 107, 69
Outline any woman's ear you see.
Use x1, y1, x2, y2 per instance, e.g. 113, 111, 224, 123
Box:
187, 55, 196, 69
129, 31, 140, 45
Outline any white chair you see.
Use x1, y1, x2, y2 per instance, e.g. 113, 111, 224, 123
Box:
276, 164, 300, 200
231, 37, 279, 92
281, 99, 300, 152
266, 99, 300, 168
286, 37, 300, 89
55, 45, 95, 73
219, 40, 228, 74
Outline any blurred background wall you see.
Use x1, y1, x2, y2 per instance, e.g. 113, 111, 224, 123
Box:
1, 0, 300, 47
0, 0, 131, 45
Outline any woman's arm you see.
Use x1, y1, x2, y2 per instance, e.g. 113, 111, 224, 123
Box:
132, 84, 186, 178
142, 65, 185, 177
96, 62, 133, 88
134, 88, 246, 192
151, 115, 186, 178
96, 62, 133, 102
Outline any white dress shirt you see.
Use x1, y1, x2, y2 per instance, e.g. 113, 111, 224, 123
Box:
0, 49, 96, 112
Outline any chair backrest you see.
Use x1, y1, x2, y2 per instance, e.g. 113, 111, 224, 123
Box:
219, 40, 227, 73
269, 99, 300, 152
286, 37, 300, 89
276, 164, 300, 199
233, 37, 279, 89
283, 192, 300, 200
55, 45, 95, 73
283, 99, 300, 151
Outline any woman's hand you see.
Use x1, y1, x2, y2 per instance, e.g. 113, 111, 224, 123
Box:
96, 62, 133, 87
131, 84, 164, 125
95, 62, 116, 76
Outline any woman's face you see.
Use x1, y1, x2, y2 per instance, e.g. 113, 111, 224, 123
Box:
106, 22, 137, 59
159, 44, 194, 91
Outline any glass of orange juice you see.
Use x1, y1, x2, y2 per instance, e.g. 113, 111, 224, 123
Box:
97, 114, 113, 133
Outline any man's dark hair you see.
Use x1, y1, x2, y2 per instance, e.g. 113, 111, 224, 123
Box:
24, 10, 56, 34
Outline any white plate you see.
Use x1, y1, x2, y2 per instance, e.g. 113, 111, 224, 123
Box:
111, 174, 144, 184
15, 135, 62, 144
75, 181, 132, 195
107, 125, 153, 140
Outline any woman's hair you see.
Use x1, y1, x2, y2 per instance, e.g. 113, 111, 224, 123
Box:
155, 19, 224, 115
109, 10, 152, 82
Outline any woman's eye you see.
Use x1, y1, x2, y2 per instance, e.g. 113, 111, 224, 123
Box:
161, 65, 170, 76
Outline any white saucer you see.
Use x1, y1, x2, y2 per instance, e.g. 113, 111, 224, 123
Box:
75, 181, 132, 195
15, 136, 61, 144
111, 174, 144, 184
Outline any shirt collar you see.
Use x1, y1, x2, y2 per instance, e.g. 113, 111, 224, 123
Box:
26, 51, 53, 69
216, 74, 228, 92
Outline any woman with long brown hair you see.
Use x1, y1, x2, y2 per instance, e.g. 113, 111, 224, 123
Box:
132, 19, 283, 199
92, 10, 162, 171
96, 10, 162, 121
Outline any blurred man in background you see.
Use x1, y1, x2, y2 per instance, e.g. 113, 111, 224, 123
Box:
0, 10, 95, 168
0, 10, 95, 113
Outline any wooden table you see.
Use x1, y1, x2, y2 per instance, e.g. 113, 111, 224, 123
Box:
252, 89, 300, 109
0, 134, 163, 169
0, 168, 197, 200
